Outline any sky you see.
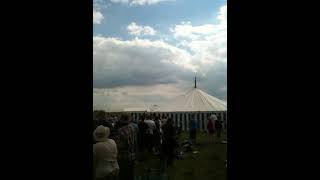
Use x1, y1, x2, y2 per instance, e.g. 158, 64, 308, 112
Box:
93, 0, 227, 110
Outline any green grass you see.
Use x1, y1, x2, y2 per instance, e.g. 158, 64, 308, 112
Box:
134, 131, 227, 180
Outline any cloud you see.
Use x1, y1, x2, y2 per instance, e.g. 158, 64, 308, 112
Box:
171, 22, 216, 40
93, 8, 104, 24
167, 4, 227, 99
110, 0, 129, 4
93, 4, 227, 108
127, 22, 157, 36
110, 0, 173, 6
93, 36, 196, 89
218, 5, 227, 26
171, 4, 227, 75
199, 61, 227, 100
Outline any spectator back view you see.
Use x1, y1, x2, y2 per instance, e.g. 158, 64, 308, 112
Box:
93, 126, 119, 180
189, 114, 197, 145
113, 113, 137, 180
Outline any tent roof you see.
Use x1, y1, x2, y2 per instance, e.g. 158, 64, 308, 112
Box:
153, 88, 227, 112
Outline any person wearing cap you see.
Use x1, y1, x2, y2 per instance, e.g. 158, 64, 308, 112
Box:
113, 113, 137, 180
93, 125, 119, 180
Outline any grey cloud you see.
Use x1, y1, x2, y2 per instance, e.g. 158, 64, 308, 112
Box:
93, 37, 195, 88
198, 62, 227, 100
93, 37, 227, 101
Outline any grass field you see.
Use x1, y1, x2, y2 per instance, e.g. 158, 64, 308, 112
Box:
134, 131, 227, 180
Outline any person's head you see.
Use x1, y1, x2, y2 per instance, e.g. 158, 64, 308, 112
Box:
211, 114, 218, 121
96, 110, 106, 120
119, 113, 131, 126
93, 125, 110, 142
167, 118, 173, 125
140, 114, 145, 122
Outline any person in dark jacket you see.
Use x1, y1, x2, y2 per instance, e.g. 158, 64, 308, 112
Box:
216, 119, 223, 139
189, 114, 197, 145
138, 115, 148, 152
161, 118, 176, 167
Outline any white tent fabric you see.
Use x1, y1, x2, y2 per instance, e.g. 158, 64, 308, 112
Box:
153, 88, 227, 112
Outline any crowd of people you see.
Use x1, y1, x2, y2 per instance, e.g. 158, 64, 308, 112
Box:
93, 111, 225, 180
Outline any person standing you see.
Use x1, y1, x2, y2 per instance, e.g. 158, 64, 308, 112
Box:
138, 115, 148, 153
153, 116, 162, 155
207, 118, 215, 143
128, 118, 139, 136
161, 118, 177, 172
189, 114, 197, 145
145, 118, 156, 152
210, 114, 218, 143
216, 118, 223, 141
93, 125, 119, 180
161, 115, 167, 127
113, 114, 137, 180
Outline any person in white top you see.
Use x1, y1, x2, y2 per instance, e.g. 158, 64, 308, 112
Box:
144, 119, 156, 135
210, 114, 218, 143
144, 118, 157, 152
93, 125, 119, 180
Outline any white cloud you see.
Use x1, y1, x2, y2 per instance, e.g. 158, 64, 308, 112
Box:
93, 36, 196, 88
218, 5, 227, 26
110, 0, 173, 6
93, 8, 104, 24
170, 5, 227, 74
93, 4, 227, 107
110, 0, 129, 4
93, 4, 227, 87
171, 22, 217, 40
127, 22, 157, 36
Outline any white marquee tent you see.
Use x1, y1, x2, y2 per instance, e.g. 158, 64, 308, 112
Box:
95, 78, 227, 131
131, 78, 227, 131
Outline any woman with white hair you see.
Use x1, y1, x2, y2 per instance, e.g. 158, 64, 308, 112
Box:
93, 125, 119, 180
